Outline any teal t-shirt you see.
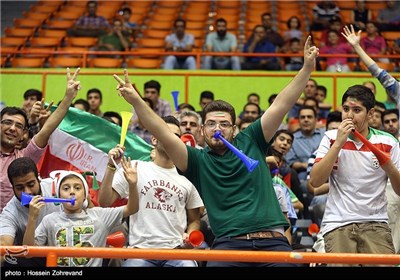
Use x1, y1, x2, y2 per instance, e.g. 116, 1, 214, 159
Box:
182, 118, 289, 238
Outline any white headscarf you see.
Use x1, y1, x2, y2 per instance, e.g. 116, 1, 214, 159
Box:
49, 170, 89, 208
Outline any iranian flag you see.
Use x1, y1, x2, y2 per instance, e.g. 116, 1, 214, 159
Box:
37, 107, 152, 205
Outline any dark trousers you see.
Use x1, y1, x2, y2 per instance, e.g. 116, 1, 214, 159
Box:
206, 236, 298, 267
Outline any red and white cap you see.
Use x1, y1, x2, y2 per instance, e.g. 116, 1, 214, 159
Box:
50, 170, 89, 208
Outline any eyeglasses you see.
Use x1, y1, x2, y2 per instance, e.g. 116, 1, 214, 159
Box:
204, 121, 232, 129
1, 119, 26, 131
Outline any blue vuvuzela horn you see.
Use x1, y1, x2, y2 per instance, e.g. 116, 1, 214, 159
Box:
214, 131, 259, 172
21, 192, 76, 206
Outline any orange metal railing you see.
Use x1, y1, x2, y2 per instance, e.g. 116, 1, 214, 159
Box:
1, 246, 399, 267
2, 49, 399, 69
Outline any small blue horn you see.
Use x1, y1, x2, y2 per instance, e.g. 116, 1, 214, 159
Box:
21, 192, 76, 206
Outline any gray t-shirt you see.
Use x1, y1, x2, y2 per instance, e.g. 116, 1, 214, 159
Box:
165, 33, 194, 49
0, 178, 59, 245
35, 207, 124, 267
205, 32, 237, 52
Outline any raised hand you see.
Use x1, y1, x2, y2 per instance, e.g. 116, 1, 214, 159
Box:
113, 69, 141, 104
29, 100, 42, 123
66, 67, 81, 98
303, 35, 319, 70
41, 100, 53, 116
39, 99, 54, 124
108, 144, 125, 166
342, 25, 361, 47
121, 156, 137, 188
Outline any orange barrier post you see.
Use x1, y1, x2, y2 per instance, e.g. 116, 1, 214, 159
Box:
46, 251, 58, 267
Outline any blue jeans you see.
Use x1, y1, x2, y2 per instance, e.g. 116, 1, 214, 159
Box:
206, 236, 298, 267
203, 56, 241, 70
122, 258, 198, 267
164, 55, 196, 70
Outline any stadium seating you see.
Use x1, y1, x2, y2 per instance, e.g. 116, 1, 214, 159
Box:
10, 57, 45, 68
49, 57, 83, 68
1, 0, 398, 70
126, 58, 162, 69
4, 27, 35, 38
89, 57, 123, 68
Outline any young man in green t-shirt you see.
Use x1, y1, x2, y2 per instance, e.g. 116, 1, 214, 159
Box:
112, 36, 318, 267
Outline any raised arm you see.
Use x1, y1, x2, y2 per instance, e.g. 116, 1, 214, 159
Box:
98, 145, 125, 207
261, 36, 319, 142
121, 157, 139, 217
34, 68, 80, 148
343, 25, 399, 108
342, 25, 375, 68
113, 70, 188, 171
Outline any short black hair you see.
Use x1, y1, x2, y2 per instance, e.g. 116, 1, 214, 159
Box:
239, 117, 256, 130
200, 90, 214, 101
8, 157, 39, 186
23, 89, 42, 101
162, 115, 180, 130
103, 111, 122, 126
299, 105, 317, 118
144, 80, 161, 93
375, 101, 386, 112
381, 108, 399, 123
247, 92, 260, 101
1, 106, 28, 129
342, 85, 375, 111
174, 18, 186, 28
317, 85, 327, 97
286, 16, 301, 29
243, 102, 261, 116
268, 93, 278, 105
121, 7, 132, 14
272, 129, 294, 143
87, 88, 102, 100
203, 100, 235, 125
178, 103, 195, 112
326, 111, 342, 129
304, 97, 319, 109
216, 18, 227, 25
261, 12, 272, 20
73, 98, 89, 112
